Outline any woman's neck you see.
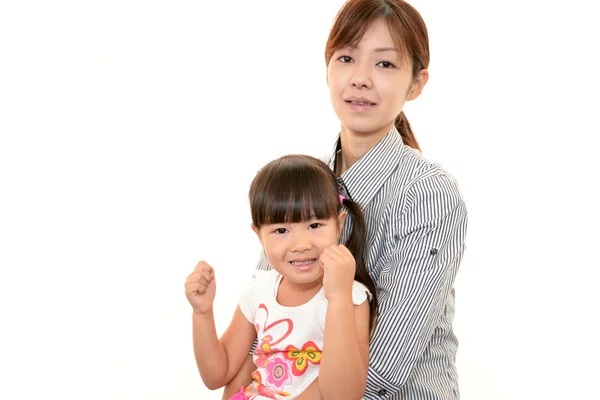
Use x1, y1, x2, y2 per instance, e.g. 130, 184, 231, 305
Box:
338, 122, 394, 175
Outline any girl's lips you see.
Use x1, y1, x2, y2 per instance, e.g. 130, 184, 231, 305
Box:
290, 259, 317, 271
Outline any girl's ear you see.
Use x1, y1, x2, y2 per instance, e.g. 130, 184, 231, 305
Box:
251, 224, 263, 245
337, 211, 347, 236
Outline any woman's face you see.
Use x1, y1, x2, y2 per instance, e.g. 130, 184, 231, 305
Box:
327, 19, 427, 138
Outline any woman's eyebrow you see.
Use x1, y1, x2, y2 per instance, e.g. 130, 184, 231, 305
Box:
345, 44, 397, 52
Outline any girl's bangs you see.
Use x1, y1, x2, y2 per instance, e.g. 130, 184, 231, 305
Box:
250, 158, 339, 227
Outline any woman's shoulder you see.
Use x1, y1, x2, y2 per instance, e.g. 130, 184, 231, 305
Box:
388, 146, 466, 213
399, 145, 457, 184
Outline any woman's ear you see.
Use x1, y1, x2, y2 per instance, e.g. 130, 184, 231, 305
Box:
407, 69, 429, 101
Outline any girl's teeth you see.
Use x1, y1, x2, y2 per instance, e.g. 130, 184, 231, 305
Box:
292, 260, 314, 265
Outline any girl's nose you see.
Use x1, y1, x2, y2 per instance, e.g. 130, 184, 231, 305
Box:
291, 231, 312, 252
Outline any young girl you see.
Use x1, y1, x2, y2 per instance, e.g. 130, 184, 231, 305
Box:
185, 154, 379, 399
227, 1, 468, 399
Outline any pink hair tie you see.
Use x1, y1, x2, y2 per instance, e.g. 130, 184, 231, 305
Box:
339, 194, 345, 205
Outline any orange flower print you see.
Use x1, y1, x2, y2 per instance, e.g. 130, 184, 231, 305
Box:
254, 335, 275, 369
284, 341, 322, 376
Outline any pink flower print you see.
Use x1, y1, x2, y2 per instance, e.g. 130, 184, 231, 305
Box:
264, 353, 293, 392
248, 371, 291, 398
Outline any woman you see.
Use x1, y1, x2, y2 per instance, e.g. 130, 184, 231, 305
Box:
224, 1, 467, 398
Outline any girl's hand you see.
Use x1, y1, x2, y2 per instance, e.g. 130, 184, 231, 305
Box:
319, 244, 355, 302
185, 260, 217, 316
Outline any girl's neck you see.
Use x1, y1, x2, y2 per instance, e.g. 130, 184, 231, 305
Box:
338, 122, 394, 175
277, 276, 323, 307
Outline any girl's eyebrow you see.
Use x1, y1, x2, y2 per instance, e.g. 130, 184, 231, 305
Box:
374, 47, 398, 53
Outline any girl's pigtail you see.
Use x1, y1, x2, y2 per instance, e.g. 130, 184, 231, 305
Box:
341, 197, 379, 336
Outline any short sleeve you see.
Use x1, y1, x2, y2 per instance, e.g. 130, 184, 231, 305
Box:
238, 270, 270, 323
352, 281, 372, 305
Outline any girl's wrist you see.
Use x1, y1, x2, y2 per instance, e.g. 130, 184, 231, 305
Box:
326, 294, 353, 308
192, 308, 214, 319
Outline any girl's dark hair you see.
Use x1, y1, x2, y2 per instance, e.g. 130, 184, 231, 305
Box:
325, 0, 430, 151
249, 154, 378, 334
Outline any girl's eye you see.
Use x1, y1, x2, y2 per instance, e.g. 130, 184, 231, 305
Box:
338, 55, 353, 63
274, 228, 288, 234
308, 223, 321, 230
377, 61, 395, 68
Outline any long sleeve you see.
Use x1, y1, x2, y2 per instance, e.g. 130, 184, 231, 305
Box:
364, 174, 468, 398
248, 251, 272, 355
255, 249, 271, 272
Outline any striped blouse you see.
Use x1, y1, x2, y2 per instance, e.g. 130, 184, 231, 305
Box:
254, 126, 468, 399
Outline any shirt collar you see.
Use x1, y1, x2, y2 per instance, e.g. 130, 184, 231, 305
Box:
325, 126, 405, 207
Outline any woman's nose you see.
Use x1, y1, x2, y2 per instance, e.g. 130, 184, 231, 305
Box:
351, 62, 372, 89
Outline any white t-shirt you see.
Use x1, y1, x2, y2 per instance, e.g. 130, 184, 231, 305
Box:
238, 269, 371, 399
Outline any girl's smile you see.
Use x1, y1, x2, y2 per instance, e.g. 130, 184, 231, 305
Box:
289, 258, 318, 271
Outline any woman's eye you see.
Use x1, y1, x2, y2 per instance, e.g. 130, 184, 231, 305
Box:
274, 228, 287, 234
338, 55, 353, 63
377, 61, 395, 68
308, 223, 321, 229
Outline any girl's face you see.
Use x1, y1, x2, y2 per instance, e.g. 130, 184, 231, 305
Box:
327, 19, 428, 139
253, 213, 345, 287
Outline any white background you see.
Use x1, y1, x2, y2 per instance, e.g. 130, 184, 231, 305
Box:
1, 1, 599, 399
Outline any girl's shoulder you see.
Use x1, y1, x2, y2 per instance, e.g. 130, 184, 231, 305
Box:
351, 280, 372, 305
238, 269, 280, 321
245, 269, 280, 290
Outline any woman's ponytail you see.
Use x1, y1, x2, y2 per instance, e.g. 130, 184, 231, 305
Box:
395, 111, 421, 151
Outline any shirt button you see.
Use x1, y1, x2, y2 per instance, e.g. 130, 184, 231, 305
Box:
378, 388, 387, 396
430, 247, 438, 256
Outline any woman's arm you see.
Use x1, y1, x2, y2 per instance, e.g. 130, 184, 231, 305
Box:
318, 300, 370, 400
193, 306, 256, 390
364, 174, 467, 395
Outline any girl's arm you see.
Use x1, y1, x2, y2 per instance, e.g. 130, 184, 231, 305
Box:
221, 355, 255, 399
318, 299, 370, 400
193, 306, 256, 390
295, 378, 322, 400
